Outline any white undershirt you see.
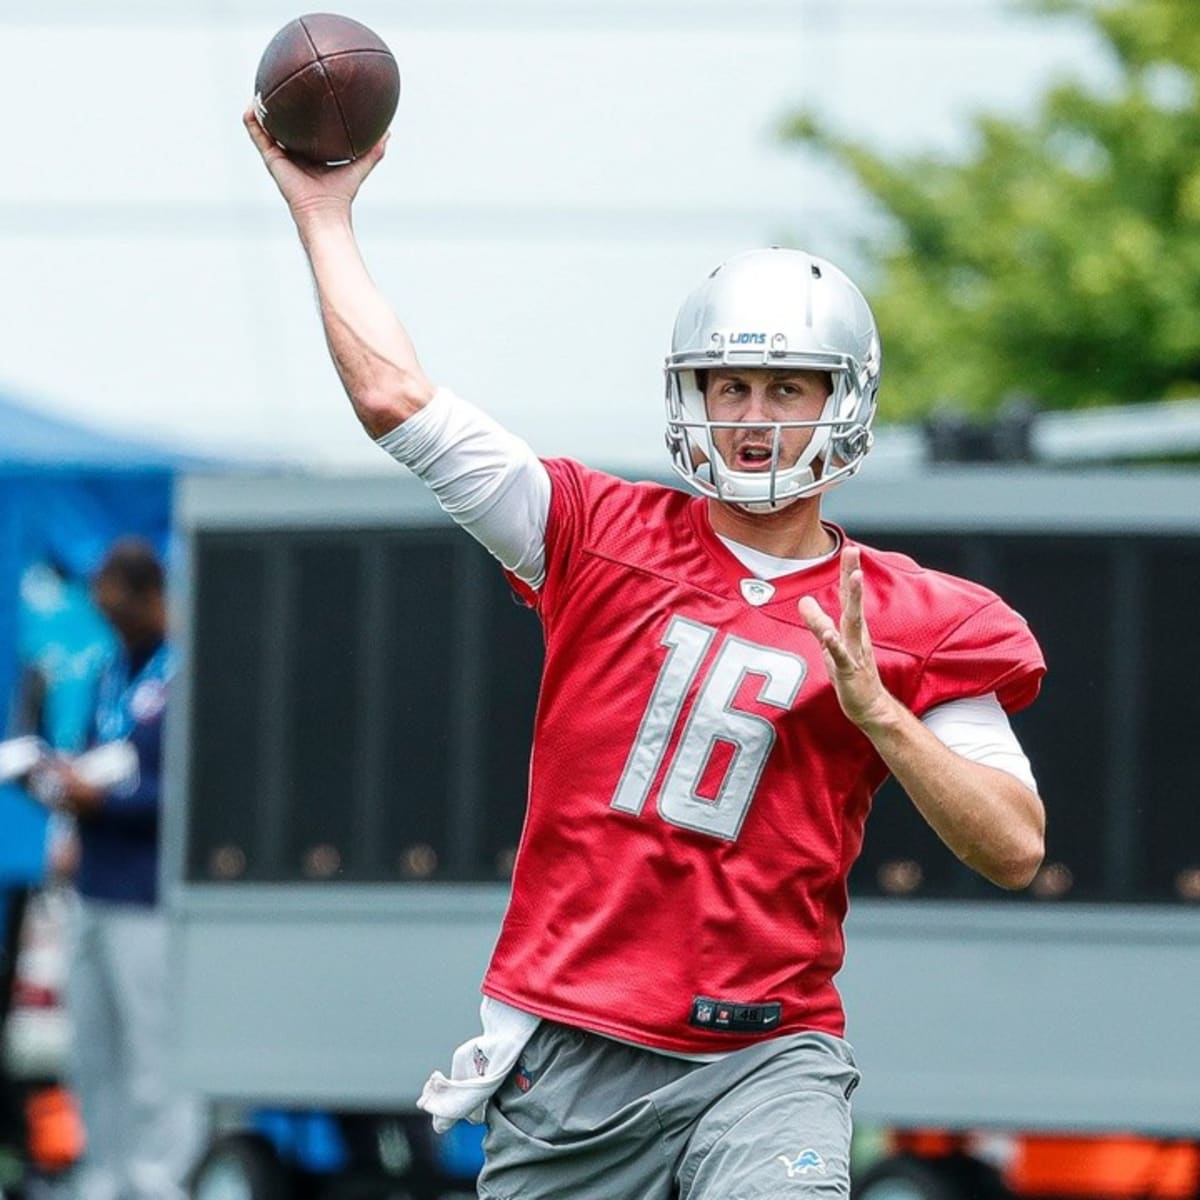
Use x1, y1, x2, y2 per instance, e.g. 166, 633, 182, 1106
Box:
716, 531, 841, 577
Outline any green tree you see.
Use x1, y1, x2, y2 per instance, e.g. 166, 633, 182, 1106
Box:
785, 0, 1200, 420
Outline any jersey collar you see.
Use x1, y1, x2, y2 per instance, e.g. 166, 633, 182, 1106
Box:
687, 498, 847, 608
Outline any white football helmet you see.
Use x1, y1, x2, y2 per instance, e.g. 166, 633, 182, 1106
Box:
665, 247, 882, 511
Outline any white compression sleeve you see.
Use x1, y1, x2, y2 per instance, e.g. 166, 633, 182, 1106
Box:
375, 388, 551, 588
920, 693, 1038, 793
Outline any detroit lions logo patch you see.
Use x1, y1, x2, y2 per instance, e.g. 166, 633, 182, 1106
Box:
777, 1148, 826, 1177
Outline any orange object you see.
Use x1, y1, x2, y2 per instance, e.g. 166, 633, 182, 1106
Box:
890, 1129, 966, 1159
1006, 1135, 1200, 1199
25, 1085, 85, 1171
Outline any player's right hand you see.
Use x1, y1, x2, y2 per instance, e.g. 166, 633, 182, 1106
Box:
243, 104, 388, 223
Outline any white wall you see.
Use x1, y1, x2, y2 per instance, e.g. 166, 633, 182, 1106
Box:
0, 1, 1106, 471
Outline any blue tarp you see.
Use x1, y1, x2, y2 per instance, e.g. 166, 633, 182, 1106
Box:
0, 385, 196, 885
0, 387, 210, 473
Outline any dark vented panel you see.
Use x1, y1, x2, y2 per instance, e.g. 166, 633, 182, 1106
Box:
370, 534, 460, 881
284, 540, 365, 882
185, 522, 1200, 904
1139, 542, 1200, 902
475, 565, 543, 881
187, 537, 269, 882
187, 531, 461, 883
993, 538, 1113, 901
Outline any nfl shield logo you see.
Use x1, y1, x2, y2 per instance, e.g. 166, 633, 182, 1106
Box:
739, 578, 775, 607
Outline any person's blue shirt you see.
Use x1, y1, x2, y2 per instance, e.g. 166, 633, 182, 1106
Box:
76, 638, 173, 907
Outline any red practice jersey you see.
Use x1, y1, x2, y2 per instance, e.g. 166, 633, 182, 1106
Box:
483, 459, 1045, 1054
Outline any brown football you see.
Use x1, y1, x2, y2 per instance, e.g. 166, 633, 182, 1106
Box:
254, 13, 400, 164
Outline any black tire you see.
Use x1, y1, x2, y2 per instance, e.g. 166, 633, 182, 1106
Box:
190, 1132, 293, 1200
854, 1153, 1010, 1200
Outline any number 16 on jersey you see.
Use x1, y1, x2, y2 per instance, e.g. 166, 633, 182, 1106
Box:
610, 615, 807, 841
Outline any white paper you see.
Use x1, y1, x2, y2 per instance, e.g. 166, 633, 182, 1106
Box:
72, 741, 139, 792
0, 735, 49, 784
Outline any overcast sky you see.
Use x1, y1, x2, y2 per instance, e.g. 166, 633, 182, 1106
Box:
0, 1, 1109, 472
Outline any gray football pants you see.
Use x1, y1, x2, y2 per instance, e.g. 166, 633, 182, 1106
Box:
478, 1021, 859, 1200
67, 898, 205, 1200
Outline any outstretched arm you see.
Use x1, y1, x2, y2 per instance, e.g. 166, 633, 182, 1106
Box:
799, 546, 1045, 890
244, 108, 434, 436
246, 107, 555, 585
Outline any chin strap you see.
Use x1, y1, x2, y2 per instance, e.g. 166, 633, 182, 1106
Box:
732, 494, 805, 514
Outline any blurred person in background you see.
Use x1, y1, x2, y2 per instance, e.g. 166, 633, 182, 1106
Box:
30, 539, 201, 1200
246, 114, 1046, 1200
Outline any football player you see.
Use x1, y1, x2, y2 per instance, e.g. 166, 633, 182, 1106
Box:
246, 111, 1045, 1200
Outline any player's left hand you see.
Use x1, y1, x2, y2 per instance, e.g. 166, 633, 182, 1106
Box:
799, 545, 898, 732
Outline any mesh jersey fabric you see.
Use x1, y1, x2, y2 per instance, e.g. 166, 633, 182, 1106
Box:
485, 459, 1045, 1054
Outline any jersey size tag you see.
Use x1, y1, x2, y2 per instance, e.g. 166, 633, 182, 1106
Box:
690, 996, 782, 1033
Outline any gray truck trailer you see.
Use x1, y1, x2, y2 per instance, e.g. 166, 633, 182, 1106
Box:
165, 467, 1200, 1199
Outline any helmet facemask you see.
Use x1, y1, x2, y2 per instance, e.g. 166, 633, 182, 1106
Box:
667, 360, 875, 512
